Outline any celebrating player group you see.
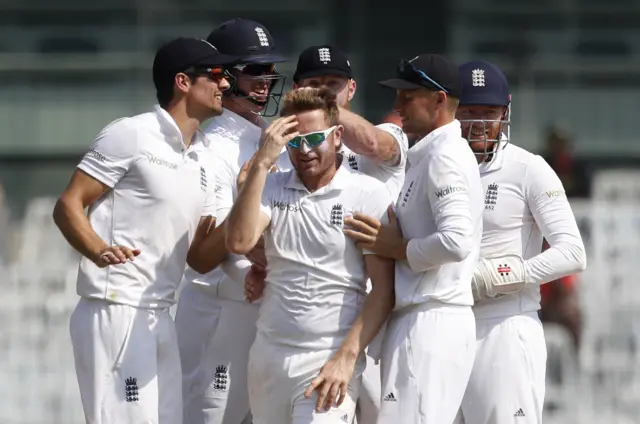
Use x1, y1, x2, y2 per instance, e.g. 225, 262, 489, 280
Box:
53, 17, 587, 424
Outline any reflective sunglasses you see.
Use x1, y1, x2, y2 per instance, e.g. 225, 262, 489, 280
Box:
184, 66, 234, 82
397, 60, 449, 93
288, 126, 337, 148
234, 63, 277, 76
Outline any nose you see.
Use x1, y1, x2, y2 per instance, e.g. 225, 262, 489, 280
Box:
392, 97, 403, 115
299, 140, 311, 154
219, 77, 231, 91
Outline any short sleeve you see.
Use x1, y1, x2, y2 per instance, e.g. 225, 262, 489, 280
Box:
200, 155, 219, 218
357, 180, 394, 255
375, 123, 409, 169
211, 156, 237, 224
77, 118, 139, 188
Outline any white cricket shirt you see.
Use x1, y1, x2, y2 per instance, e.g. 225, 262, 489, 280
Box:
394, 120, 484, 310
340, 123, 409, 199
257, 162, 393, 350
473, 143, 586, 319
76, 105, 217, 309
183, 109, 292, 301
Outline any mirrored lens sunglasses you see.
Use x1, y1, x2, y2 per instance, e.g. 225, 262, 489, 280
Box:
288, 126, 337, 149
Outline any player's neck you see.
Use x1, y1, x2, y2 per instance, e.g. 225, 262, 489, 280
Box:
416, 113, 454, 140
432, 113, 454, 133
300, 159, 340, 193
164, 103, 202, 149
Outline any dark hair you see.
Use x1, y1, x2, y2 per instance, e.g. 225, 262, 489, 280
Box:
156, 73, 197, 108
280, 87, 339, 126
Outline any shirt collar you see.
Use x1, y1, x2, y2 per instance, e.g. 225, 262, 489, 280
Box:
407, 119, 461, 167
153, 104, 208, 149
285, 155, 352, 193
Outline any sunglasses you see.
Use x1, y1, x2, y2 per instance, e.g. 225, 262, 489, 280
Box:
397, 60, 448, 93
184, 66, 234, 82
234, 63, 277, 76
288, 126, 337, 148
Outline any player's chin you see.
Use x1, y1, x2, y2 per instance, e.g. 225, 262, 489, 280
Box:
210, 104, 225, 116
295, 159, 321, 177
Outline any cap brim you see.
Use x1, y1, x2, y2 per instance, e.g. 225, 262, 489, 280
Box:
378, 78, 424, 90
293, 68, 352, 82
241, 53, 289, 64
196, 53, 240, 67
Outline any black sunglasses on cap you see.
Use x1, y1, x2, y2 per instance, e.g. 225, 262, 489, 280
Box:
397, 60, 449, 93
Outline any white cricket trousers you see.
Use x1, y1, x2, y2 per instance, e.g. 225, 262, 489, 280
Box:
456, 312, 547, 424
377, 303, 475, 424
175, 282, 258, 424
355, 355, 381, 424
248, 333, 365, 424
69, 297, 182, 424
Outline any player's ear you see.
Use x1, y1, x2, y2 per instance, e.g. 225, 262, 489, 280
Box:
333, 125, 344, 148
292, 82, 299, 90
174, 73, 192, 95
436, 90, 447, 108
347, 79, 357, 102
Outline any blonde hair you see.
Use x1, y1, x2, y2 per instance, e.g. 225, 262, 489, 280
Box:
280, 87, 339, 126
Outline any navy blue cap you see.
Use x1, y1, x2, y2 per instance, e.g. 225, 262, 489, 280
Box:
293, 45, 353, 82
153, 37, 238, 91
206, 19, 287, 64
458, 60, 510, 106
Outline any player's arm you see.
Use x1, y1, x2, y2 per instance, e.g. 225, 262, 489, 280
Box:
524, 156, 587, 282
405, 152, 475, 272
225, 162, 272, 255
53, 118, 140, 265
472, 156, 587, 300
338, 107, 405, 167
338, 185, 396, 358
226, 115, 298, 254
53, 170, 112, 262
337, 254, 395, 360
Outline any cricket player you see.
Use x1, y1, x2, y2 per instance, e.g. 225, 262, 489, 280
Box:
453, 60, 587, 424
173, 19, 290, 424
292, 44, 408, 424
225, 87, 395, 424
52, 37, 236, 423
292, 45, 408, 195
344, 54, 484, 424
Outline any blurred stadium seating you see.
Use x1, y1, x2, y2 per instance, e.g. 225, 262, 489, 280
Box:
1, 0, 640, 422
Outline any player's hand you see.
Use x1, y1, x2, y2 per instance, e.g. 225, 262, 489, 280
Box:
237, 154, 277, 192
472, 255, 528, 301
304, 352, 356, 412
245, 264, 267, 302
245, 237, 268, 268
94, 245, 140, 268
254, 115, 299, 168
344, 205, 406, 260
